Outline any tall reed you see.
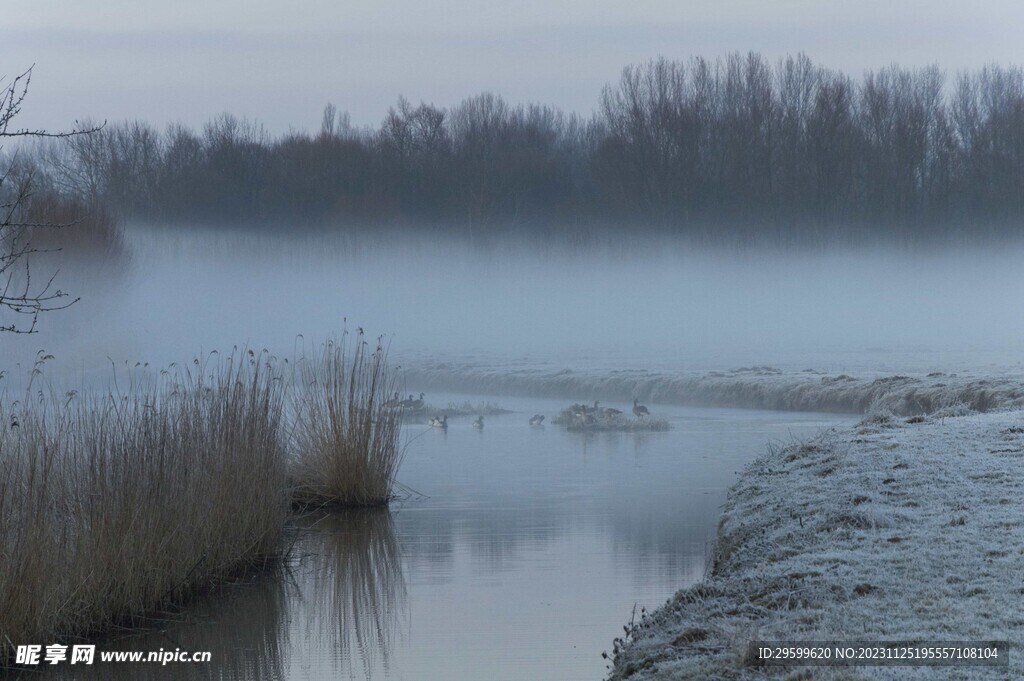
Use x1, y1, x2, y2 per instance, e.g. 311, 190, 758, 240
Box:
0, 351, 288, 661
289, 333, 403, 508
0, 334, 407, 661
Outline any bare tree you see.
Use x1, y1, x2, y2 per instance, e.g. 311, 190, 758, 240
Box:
0, 67, 98, 333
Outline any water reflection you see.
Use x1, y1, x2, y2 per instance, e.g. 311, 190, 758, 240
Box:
36, 400, 846, 681
43, 510, 407, 681
46, 568, 289, 681
292, 510, 407, 678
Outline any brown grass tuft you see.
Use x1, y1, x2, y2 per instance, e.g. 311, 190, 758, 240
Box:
289, 333, 404, 509
0, 351, 288, 661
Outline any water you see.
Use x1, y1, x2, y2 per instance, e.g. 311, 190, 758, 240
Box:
51, 393, 852, 681
14, 225, 1011, 678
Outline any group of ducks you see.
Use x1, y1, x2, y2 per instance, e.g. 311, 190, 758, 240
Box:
428, 414, 484, 429
567, 399, 649, 427
388, 392, 426, 410
430, 413, 535, 430
427, 399, 650, 431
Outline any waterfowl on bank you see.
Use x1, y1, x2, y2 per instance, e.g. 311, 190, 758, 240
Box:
473, 416, 484, 429
400, 392, 426, 409
572, 400, 597, 415
573, 410, 597, 428
633, 399, 650, 419
529, 414, 545, 426
429, 414, 448, 429
602, 406, 623, 418
385, 391, 401, 407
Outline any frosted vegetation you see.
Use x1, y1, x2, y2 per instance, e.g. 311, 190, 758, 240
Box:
2, 49, 1024, 679
395, 399, 511, 422
609, 408, 1024, 679
404, 364, 1024, 416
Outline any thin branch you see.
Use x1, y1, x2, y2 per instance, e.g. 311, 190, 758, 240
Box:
0, 66, 95, 333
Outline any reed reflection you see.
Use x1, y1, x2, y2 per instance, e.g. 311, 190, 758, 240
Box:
293, 509, 407, 678
45, 567, 289, 681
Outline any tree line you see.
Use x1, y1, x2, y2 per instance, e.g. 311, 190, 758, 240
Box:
23, 53, 1024, 241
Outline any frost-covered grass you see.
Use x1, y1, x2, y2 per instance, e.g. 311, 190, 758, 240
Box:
440, 400, 512, 416
403, 363, 1024, 416
610, 407, 1024, 680
399, 400, 512, 422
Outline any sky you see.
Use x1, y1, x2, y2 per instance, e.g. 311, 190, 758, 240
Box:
3, 1, 1024, 135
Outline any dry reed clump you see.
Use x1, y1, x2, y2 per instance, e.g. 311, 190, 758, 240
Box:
0, 351, 289, 663
289, 333, 404, 509
21, 192, 127, 263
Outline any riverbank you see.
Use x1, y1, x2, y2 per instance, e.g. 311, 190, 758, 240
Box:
609, 406, 1024, 680
403, 363, 1024, 416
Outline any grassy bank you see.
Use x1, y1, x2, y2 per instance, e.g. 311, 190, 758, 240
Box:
609, 407, 1024, 679
0, 334, 403, 664
402, 363, 1024, 416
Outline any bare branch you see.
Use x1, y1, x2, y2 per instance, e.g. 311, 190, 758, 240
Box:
0, 66, 93, 333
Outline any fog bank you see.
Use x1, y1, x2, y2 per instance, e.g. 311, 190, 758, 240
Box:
3, 225, 1023, 389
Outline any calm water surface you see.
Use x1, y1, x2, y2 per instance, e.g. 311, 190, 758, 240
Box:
53, 393, 851, 681
14, 226, 1017, 680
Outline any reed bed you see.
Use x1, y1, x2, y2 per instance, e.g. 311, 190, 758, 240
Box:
0, 351, 290, 663
289, 335, 404, 509
0, 336, 407, 661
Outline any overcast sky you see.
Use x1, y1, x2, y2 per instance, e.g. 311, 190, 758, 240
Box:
3, 1, 1023, 135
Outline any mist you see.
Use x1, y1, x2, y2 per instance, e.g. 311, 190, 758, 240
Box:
8, 226, 1024, 385
7, 7, 1024, 678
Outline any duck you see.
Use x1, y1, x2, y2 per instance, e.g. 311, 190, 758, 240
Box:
472, 415, 484, 429
529, 414, 545, 426
633, 399, 650, 419
429, 414, 448, 429
573, 410, 597, 428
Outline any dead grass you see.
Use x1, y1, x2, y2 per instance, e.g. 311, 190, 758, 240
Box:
22, 192, 126, 262
0, 332, 409, 663
0, 350, 288, 662
289, 333, 404, 509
